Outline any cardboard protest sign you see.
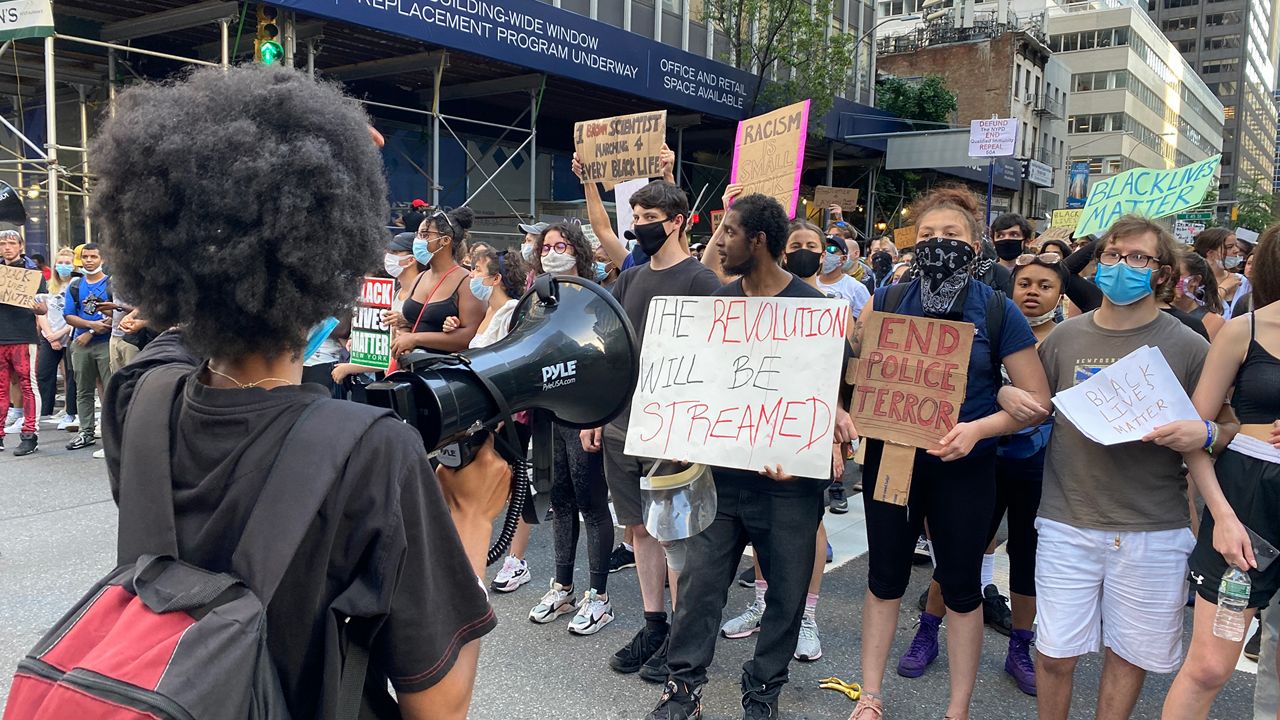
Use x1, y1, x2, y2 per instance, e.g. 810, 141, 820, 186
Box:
1073, 155, 1221, 238
893, 225, 917, 249
814, 185, 859, 211
625, 295, 848, 478
730, 100, 810, 219
1050, 209, 1082, 230
574, 110, 667, 188
709, 209, 725, 233
349, 277, 395, 370
1037, 227, 1073, 245
1051, 345, 1198, 446
849, 311, 973, 505
0, 264, 40, 308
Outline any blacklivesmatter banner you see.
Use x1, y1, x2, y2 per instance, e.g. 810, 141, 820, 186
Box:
350, 277, 395, 370
625, 295, 848, 479
1073, 155, 1220, 238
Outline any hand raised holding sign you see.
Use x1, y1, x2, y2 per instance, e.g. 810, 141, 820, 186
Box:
722, 182, 746, 210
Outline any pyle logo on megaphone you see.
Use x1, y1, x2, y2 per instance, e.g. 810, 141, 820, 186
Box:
541, 360, 578, 390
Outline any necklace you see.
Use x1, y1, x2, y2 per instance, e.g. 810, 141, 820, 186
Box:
206, 365, 294, 389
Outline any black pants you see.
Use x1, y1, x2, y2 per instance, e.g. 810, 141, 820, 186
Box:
862, 440, 997, 613
550, 422, 612, 593
302, 362, 343, 399
35, 337, 75, 417
986, 449, 1044, 597
666, 481, 825, 701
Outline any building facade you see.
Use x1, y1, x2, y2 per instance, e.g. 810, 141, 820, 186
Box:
1145, 0, 1279, 208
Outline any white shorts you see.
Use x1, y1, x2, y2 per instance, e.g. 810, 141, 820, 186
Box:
1034, 517, 1196, 674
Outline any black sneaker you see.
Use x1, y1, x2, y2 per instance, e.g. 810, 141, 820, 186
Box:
829, 484, 849, 514
639, 635, 670, 684
983, 584, 1013, 636
1245, 619, 1263, 661
647, 680, 702, 720
741, 692, 778, 720
609, 543, 636, 573
737, 566, 756, 588
66, 431, 96, 451
610, 625, 667, 674
0, 436, 5, 451
13, 433, 37, 456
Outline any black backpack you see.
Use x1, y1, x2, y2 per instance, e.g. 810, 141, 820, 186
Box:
6, 365, 389, 720
875, 281, 1007, 388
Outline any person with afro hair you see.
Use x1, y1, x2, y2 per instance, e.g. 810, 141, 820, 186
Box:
96, 64, 507, 719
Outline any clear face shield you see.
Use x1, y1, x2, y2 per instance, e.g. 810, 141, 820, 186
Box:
640, 461, 717, 572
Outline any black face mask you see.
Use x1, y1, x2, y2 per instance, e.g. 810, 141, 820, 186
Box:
994, 238, 1024, 261
784, 248, 821, 278
871, 251, 893, 277
625, 219, 673, 256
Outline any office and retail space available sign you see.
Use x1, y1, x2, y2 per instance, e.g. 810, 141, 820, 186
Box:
574, 110, 666, 187
731, 100, 811, 219
625, 295, 848, 479
1072, 155, 1221, 238
968, 118, 1018, 158
350, 277, 395, 370
279, 0, 757, 119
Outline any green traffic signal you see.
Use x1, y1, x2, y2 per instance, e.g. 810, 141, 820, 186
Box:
259, 40, 284, 65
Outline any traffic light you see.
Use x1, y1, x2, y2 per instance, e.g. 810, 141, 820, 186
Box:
255, 5, 283, 65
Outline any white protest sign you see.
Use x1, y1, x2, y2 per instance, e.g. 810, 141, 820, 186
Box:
1051, 345, 1199, 445
625, 295, 848, 478
968, 118, 1018, 158
614, 177, 648, 248
1173, 219, 1205, 244
1236, 227, 1259, 245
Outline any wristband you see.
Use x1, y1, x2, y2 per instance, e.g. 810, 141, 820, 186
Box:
1203, 421, 1214, 451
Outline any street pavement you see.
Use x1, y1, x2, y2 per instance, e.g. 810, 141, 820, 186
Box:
0, 441, 1259, 719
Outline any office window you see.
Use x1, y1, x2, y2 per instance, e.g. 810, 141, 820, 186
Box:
1015, 64, 1021, 98
1210, 81, 1239, 96
1204, 35, 1242, 50
1164, 0, 1198, 6
1161, 17, 1197, 31
1202, 58, 1240, 74
1205, 11, 1241, 25
1175, 38, 1197, 52
1223, 105, 1236, 120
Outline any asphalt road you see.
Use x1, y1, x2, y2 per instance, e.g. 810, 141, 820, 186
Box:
0, 441, 1258, 719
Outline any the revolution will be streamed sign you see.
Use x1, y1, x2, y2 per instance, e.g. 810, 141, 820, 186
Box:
730, 100, 811, 219
350, 277, 395, 370
574, 110, 666, 187
625, 295, 848, 479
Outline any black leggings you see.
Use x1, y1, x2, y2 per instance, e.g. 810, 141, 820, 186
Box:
985, 449, 1044, 598
36, 337, 75, 417
551, 423, 613, 593
862, 440, 997, 614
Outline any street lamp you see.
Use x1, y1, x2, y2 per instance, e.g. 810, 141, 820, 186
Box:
852, 14, 921, 104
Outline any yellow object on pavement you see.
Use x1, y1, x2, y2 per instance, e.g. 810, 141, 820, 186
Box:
818, 676, 862, 702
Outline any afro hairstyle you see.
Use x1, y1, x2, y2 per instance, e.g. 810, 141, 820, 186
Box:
89, 63, 389, 360
729, 193, 789, 259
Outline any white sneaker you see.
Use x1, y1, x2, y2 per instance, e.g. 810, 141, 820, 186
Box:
490, 556, 531, 593
567, 590, 614, 636
58, 415, 78, 431
721, 598, 766, 639
794, 615, 823, 661
4, 408, 20, 424
4, 418, 22, 435
92, 448, 106, 459
914, 535, 934, 564
528, 582, 576, 624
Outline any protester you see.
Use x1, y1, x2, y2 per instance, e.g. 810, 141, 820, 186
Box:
1159, 224, 1280, 719
1037, 238, 1073, 260
1035, 215, 1217, 720
817, 233, 871, 318
869, 237, 898, 259
0, 229, 45, 455
62, 242, 112, 452
1234, 252, 1257, 319
648, 193, 855, 720
34, 246, 77, 432
401, 198, 428, 238
389, 207, 484, 356
1172, 250, 1226, 339
467, 241, 493, 270
991, 213, 1034, 270
848, 186, 1050, 720
574, 147, 677, 272
578, 178, 721, 679
1195, 227, 1250, 318
92, 63, 502, 718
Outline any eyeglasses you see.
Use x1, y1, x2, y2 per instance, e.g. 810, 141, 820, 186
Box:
1098, 251, 1157, 269
1014, 252, 1062, 267
415, 230, 443, 240
541, 242, 574, 256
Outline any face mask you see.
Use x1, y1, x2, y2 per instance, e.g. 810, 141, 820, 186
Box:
626, 219, 673, 256
785, 249, 821, 278
870, 251, 893, 277
541, 251, 577, 274
1223, 255, 1242, 270
1177, 276, 1206, 306
384, 253, 408, 278
821, 252, 844, 275
594, 261, 611, 282
303, 317, 339, 362
915, 237, 976, 316
994, 239, 1024, 261
55, 263, 73, 278
521, 244, 535, 262
842, 255, 856, 271
1094, 262, 1154, 306
412, 238, 435, 266
1026, 308, 1056, 326
469, 276, 493, 302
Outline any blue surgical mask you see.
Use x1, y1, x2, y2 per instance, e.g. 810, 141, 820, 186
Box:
521, 244, 535, 262
469, 276, 493, 302
55, 263, 72, 278
1094, 262, 1154, 306
594, 261, 610, 282
1223, 255, 1242, 270
412, 238, 435, 266
303, 317, 339, 362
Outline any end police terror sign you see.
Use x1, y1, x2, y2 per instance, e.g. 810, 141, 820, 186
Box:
1073, 155, 1221, 238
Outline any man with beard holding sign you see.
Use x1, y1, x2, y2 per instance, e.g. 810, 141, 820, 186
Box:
647, 193, 855, 720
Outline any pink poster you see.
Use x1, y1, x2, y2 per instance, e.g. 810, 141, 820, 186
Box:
729, 99, 810, 219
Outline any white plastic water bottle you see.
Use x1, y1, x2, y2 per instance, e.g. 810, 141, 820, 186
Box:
1212, 568, 1252, 642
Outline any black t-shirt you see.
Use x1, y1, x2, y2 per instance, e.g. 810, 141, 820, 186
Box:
1162, 306, 1210, 341
710, 275, 835, 496
609, 256, 722, 430
0, 256, 46, 344
401, 210, 427, 236
103, 332, 496, 718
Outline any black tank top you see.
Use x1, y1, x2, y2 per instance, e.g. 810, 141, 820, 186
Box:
400, 269, 463, 344
1232, 313, 1280, 424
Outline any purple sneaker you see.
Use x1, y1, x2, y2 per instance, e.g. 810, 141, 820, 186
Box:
1005, 629, 1037, 696
896, 612, 941, 678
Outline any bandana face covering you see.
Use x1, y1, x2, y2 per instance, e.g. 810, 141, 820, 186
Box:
914, 237, 976, 316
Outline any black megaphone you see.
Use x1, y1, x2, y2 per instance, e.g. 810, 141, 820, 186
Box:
0, 182, 27, 225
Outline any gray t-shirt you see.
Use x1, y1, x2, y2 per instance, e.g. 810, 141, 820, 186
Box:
608, 256, 722, 431
1038, 310, 1209, 532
